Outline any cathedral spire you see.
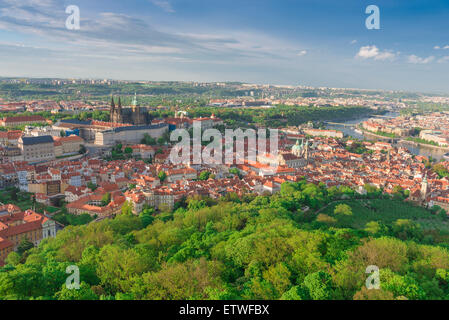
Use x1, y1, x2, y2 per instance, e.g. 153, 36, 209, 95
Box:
132, 92, 137, 106
117, 97, 122, 110
110, 96, 115, 123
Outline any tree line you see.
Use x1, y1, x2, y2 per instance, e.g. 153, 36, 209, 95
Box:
0, 181, 448, 300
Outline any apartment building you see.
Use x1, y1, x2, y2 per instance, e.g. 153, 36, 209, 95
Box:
18, 135, 55, 163
0, 115, 46, 127
0, 130, 22, 146
0, 205, 59, 265
166, 167, 197, 182
53, 135, 84, 155
303, 128, 344, 138
420, 130, 449, 147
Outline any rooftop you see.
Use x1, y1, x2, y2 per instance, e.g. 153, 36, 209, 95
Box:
20, 135, 54, 145
107, 123, 168, 133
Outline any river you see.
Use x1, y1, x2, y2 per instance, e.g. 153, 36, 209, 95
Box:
324, 111, 448, 161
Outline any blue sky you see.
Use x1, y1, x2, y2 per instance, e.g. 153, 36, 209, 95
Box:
0, 0, 448, 93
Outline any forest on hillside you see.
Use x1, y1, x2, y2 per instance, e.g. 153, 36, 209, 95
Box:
188, 105, 381, 128
1, 181, 449, 300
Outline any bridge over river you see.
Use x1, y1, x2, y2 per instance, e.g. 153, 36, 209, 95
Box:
323, 111, 446, 160
323, 121, 356, 128
371, 114, 397, 119
324, 114, 395, 127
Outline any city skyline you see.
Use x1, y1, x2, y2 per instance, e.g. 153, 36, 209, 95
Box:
1, 0, 449, 93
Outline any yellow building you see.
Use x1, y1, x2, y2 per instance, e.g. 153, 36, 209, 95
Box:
18, 135, 55, 163
54, 135, 84, 155
28, 181, 61, 196
0, 205, 59, 266
54, 140, 63, 157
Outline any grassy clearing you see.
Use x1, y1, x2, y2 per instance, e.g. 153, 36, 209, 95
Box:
321, 199, 449, 232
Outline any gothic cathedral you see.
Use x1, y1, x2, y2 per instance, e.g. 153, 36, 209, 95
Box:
110, 93, 148, 125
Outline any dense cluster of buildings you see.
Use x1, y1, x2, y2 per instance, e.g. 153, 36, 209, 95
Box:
1, 91, 449, 266
419, 130, 449, 147
362, 113, 449, 147
362, 119, 413, 137
0, 133, 85, 164
303, 128, 344, 138
0, 126, 447, 222
1, 109, 448, 220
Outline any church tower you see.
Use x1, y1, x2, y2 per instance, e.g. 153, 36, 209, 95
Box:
421, 174, 429, 200
115, 97, 123, 123
131, 93, 138, 114
131, 93, 144, 125
110, 96, 115, 123
304, 139, 310, 160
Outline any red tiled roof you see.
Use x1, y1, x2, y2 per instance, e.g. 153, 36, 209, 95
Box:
0, 236, 13, 250
2, 115, 45, 123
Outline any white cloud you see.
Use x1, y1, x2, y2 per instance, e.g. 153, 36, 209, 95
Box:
350, 40, 357, 45
356, 45, 396, 61
297, 50, 307, 56
356, 46, 379, 59
407, 55, 435, 64
434, 45, 449, 50
0, 0, 309, 70
375, 51, 396, 61
149, 0, 175, 13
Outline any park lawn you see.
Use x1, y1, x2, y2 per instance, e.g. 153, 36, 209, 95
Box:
0, 189, 34, 211
44, 206, 60, 213
321, 199, 449, 233
0, 189, 61, 213
16, 201, 34, 211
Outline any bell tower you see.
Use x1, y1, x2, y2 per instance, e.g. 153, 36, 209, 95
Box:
115, 97, 123, 123
131, 92, 144, 125
304, 139, 310, 160
110, 96, 115, 122
421, 174, 429, 200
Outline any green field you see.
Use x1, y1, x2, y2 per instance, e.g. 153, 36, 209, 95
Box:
321, 199, 449, 232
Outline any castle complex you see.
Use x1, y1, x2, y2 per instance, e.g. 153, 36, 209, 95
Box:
110, 93, 150, 125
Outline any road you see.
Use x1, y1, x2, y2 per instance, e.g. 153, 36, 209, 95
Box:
84, 143, 103, 158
